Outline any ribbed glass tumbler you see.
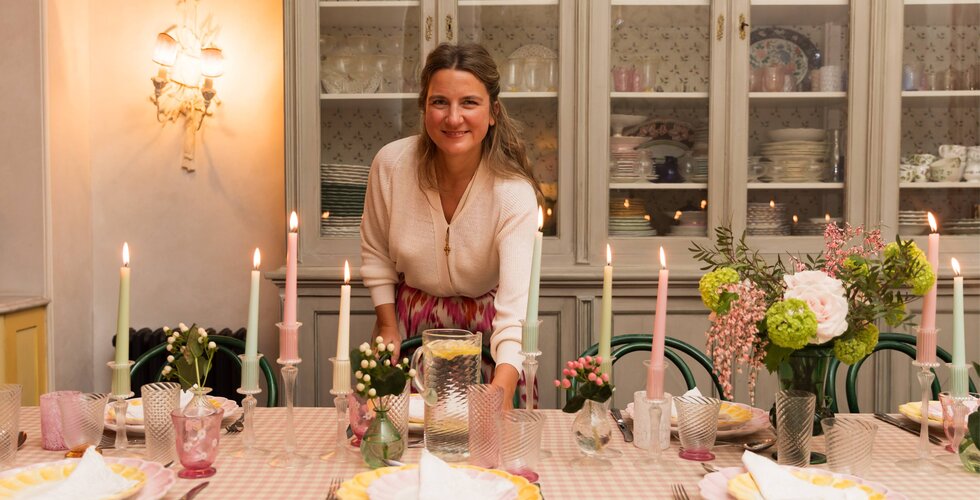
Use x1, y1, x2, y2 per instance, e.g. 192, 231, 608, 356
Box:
498, 409, 544, 474
775, 389, 816, 467
58, 392, 109, 458
675, 395, 722, 461
142, 382, 181, 464
0, 384, 22, 468
467, 384, 503, 468
821, 417, 877, 475
40, 390, 80, 451
379, 381, 410, 440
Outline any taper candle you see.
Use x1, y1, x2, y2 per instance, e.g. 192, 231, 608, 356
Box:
284, 211, 298, 326
646, 247, 669, 399
917, 212, 939, 364
950, 258, 967, 396
246, 249, 261, 359
114, 243, 131, 364
333, 261, 352, 393
599, 244, 614, 376
523, 207, 544, 352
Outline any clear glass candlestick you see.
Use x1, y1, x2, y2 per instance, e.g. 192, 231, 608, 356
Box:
233, 369, 268, 459
269, 323, 309, 468
897, 361, 947, 474
520, 349, 552, 460
640, 393, 671, 469
321, 357, 357, 463
105, 361, 138, 457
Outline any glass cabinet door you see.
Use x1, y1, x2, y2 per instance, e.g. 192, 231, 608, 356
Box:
898, 2, 980, 243
607, 1, 714, 240
745, 1, 851, 239
455, 0, 564, 237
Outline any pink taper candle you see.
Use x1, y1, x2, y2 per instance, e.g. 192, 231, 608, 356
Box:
646, 247, 669, 398
916, 212, 939, 364
284, 211, 298, 326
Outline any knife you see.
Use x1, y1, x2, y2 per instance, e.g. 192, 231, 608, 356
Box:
179, 481, 210, 500
610, 408, 634, 442
873, 413, 943, 446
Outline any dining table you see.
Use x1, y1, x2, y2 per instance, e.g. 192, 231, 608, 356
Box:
8, 406, 977, 499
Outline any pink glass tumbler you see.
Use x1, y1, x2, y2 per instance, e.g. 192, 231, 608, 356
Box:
40, 390, 80, 451
172, 407, 224, 479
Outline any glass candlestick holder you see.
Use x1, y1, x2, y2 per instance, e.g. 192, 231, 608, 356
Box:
897, 360, 947, 474
641, 393, 672, 469
105, 360, 139, 457
321, 357, 357, 463
269, 323, 309, 468
233, 354, 268, 459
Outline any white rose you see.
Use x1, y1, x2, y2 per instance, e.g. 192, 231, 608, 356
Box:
783, 270, 849, 344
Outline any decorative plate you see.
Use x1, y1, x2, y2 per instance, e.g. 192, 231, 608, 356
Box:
699, 466, 906, 500
898, 401, 948, 430
750, 27, 820, 86
105, 396, 240, 435
337, 465, 541, 500
625, 403, 770, 438
0, 456, 176, 500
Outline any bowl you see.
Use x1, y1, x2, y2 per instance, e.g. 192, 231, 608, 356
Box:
768, 128, 825, 142
610, 114, 648, 136
609, 135, 650, 151
928, 158, 963, 182
898, 223, 931, 235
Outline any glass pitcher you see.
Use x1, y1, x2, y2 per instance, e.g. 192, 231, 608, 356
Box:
410, 329, 482, 461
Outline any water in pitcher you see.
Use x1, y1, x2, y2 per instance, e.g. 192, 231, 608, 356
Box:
423, 338, 481, 461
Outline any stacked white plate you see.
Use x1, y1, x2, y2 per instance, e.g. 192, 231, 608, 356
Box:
691, 125, 709, 156
946, 218, 980, 235
610, 136, 655, 183
320, 163, 370, 236
671, 210, 707, 236
747, 202, 790, 236
898, 210, 931, 235
684, 157, 709, 183
758, 141, 828, 182
609, 199, 656, 236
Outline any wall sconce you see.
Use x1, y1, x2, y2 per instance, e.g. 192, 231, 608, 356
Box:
149, 0, 224, 172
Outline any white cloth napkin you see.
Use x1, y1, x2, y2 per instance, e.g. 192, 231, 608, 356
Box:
741, 451, 868, 500
31, 446, 139, 499
408, 394, 424, 423
671, 386, 703, 419
417, 450, 516, 500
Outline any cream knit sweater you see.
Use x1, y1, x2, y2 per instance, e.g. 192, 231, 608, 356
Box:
360, 136, 538, 372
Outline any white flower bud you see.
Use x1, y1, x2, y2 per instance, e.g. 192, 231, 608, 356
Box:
173, 331, 180, 338
363, 374, 371, 382
408, 369, 417, 377
179, 323, 189, 332
402, 358, 409, 365
198, 327, 206, 336
361, 360, 369, 369
368, 388, 376, 397
162, 366, 172, 375
356, 383, 365, 392
163, 326, 171, 333
384, 359, 391, 366
387, 343, 395, 352
361, 342, 370, 351
378, 343, 387, 352
369, 360, 377, 368
355, 370, 363, 379
375, 336, 384, 344
166, 344, 173, 352
167, 355, 175, 363
208, 341, 216, 350
167, 336, 175, 344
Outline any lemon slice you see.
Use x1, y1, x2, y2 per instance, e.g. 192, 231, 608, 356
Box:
427, 340, 481, 360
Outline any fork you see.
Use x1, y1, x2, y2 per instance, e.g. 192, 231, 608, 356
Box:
324, 477, 342, 500
670, 483, 690, 500
225, 414, 246, 433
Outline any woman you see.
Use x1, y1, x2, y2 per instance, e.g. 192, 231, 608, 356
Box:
360, 43, 540, 407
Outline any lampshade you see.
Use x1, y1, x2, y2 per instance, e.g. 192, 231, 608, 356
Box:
201, 47, 224, 78
152, 32, 178, 66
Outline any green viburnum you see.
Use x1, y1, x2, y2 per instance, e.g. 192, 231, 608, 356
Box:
699, 267, 740, 312
833, 323, 879, 364
765, 299, 817, 350
843, 256, 870, 277
885, 241, 934, 295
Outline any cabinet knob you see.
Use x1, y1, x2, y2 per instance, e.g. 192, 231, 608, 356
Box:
425, 16, 433, 42
739, 14, 749, 40
716, 15, 725, 41
445, 15, 454, 41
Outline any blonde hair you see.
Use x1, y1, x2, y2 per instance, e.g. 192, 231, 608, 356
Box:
416, 43, 541, 200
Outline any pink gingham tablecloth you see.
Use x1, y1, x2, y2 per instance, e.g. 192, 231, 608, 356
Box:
10, 407, 977, 499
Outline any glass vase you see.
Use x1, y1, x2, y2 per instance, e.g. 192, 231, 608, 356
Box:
359, 407, 404, 469
572, 399, 614, 468
775, 345, 834, 436
182, 386, 217, 418
959, 435, 980, 473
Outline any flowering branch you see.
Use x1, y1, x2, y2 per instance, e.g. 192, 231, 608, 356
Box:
161, 323, 218, 390
554, 356, 613, 413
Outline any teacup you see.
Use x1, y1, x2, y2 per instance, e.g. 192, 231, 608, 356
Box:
938, 144, 966, 162
928, 158, 962, 182
899, 164, 916, 182
912, 164, 930, 183
905, 153, 936, 166
965, 161, 980, 182
967, 146, 980, 162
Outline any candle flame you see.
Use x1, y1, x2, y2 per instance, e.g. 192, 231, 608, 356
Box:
951, 257, 961, 276
253, 248, 261, 269
674, 210, 682, 220
546, 207, 553, 217
537, 206, 544, 230
321, 211, 330, 219
659, 246, 666, 269
624, 199, 630, 208
643, 214, 651, 221
769, 199, 775, 208
606, 244, 612, 265
344, 260, 351, 284
122, 242, 130, 267
289, 211, 299, 232
928, 212, 937, 232
792, 215, 799, 224
825, 213, 831, 222
700, 199, 707, 210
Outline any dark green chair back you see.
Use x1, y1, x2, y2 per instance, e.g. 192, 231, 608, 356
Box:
571, 334, 727, 401
401, 336, 521, 407
827, 332, 977, 413
131, 335, 278, 407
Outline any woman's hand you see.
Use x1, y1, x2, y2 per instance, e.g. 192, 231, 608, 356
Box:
374, 303, 400, 360
491, 364, 520, 411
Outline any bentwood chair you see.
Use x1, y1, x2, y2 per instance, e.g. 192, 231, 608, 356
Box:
131, 335, 278, 407
826, 332, 978, 413
570, 334, 728, 401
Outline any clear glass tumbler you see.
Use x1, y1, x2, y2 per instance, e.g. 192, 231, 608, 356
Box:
775, 389, 816, 467
467, 384, 503, 468
142, 382, 181, 464
40, 390, 79, 451
58, 392, 109, 458
0, 384, 21, 468
498, 409, 544, 474
821, 417, 877, 475
675, 395, 722, 461
503, 59, 523, 92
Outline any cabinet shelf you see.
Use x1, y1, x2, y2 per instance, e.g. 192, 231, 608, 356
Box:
610, 183, 707, 190
901, 91, 980, 108
751, 2, 850, 26
460, 0, 558, 6
904, 3, 980, 27
319, 1, 419, 7
612, 92, 708, 99
611, 1, 709, 5
901, 182, 980, 189
749, 92, 847, 108
319, 91, 557, 100
748, 182, 844, 190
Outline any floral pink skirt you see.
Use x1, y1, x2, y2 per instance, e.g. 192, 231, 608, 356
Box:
396, 281, 535, 405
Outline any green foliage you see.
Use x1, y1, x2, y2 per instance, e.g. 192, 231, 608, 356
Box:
563, 383, 613, 413
690, 226, 791, 306
161, 323, 217, 390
